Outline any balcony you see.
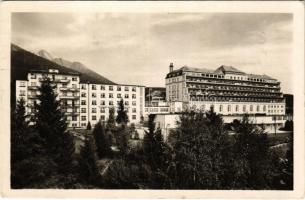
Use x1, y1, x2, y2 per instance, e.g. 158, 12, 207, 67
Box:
59, 95, 79, 99
28, 94, 38, 99
28, 86, 39, 90
59, 87, 80, 92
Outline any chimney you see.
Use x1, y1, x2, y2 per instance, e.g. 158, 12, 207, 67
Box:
169, 62, 174, 72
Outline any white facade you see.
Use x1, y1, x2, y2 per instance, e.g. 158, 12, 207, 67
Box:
16, 69, 145, 128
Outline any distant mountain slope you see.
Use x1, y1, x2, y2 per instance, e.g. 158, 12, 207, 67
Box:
11, 44, 81, 82
39, 50, 117, 85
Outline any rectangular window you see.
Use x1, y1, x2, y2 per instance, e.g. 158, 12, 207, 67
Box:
81, 92, 86, 97
125, 101, 129, 106
109, 86, 113, 91
81, 85, 86, 90
132, 115, 136, 120
132, 94, 136, 99
109, 93, 113, 98
20, 82, 26, 87
100, 100, 105, 105
101, 93, 105, 98
92, 108, 97, 113
92, 93, 96, 98
92, 100, 96, 105
72, 77, 77, 81
100, 115, 105, 120
125, 86, 129, 91
109, 101, 113, 106
117, 86, 121, 91
92, 115, 96, 120
132, 101, 136, 106
81, 123, 86, 127
92, 85, 96, 90
243, 105, 246, 112
100, 108, 105, 113
81, 108, 86, 113
72, 116, 77, 121
81, 100, 86, 105
101, 85, 105, 90
30, 73, 36, 79
125, 94, 129, 98
81, 116, 86, 121
132, 108, 136, 113
117, 93, 122, 98
20, 90, 26, 96
132, 87, 136, 92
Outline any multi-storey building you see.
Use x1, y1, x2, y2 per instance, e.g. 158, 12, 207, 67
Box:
165, 63, 285, 116
16, 69, 145, 128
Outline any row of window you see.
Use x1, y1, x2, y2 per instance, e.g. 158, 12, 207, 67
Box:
80, 107, 137, 113
81, 93, 136, 99
81, 84, 137, 92
79, 114, 137, 121
81, 100, 137, 106
193, 104, 284, 113
30, 74, 78, 81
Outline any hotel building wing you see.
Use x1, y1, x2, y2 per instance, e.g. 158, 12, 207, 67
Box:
165, 63, 285, 116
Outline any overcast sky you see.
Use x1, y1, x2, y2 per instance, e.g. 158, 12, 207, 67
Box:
12, 13, 293, 93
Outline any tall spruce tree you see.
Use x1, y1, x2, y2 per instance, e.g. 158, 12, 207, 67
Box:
143, 114, 172, 188
106, 107, 116, 131
78, 136, 101, 186
116, 99, 129, 125
11, 98, 50, 188
232, 115, 271, 189
32, 77, 74, 175
93, 120, 112, 158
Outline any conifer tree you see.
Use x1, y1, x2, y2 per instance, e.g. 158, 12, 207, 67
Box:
11, 98, 49, 188
106, 107, 116, 131
116, 99, 129, 125
93, 120, 112, 158
86, 121, 92, 130
78, 136, 101, 186
32, 77, 74, 174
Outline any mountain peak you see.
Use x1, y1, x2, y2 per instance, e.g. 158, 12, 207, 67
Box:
37, 49, 53, 61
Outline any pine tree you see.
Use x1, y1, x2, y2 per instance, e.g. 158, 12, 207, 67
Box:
78, 136, 101, 186
32, 77, 74, 176
106, 107, 116, 131
116, 99, 129, 125
116, 124, 130, 156
143, 114, 172, 188
232, 115, 271, 189
87, 121, 92, 130
93, 121, 112, 159
11, 98, 50, 188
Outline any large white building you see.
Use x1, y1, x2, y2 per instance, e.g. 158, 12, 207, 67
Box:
16, 69, 145, 128
166, 63, 286, 116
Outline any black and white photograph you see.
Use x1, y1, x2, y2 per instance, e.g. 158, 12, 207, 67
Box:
0, 1, 304, 198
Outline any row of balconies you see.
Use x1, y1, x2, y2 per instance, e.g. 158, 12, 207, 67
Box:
185, 75, 279, 85
188, 90, 282, 98
189, 96, 284, 103
187, 85, 280, 94
185, 78, 280, 89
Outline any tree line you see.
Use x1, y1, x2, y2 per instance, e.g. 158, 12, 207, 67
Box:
11, 78, 293, 189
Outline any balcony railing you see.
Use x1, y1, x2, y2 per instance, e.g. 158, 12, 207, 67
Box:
28, 86, 39, 90
59, 95, 79, 99
59, 87, 80, 92
186, 79, 280, 89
